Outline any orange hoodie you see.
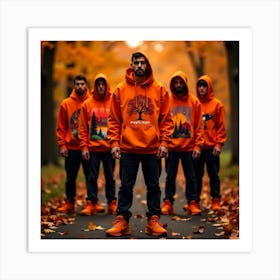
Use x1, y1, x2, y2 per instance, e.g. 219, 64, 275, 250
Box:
56, 88, 90, 150
108, 52, 173, 154
196, 75, 227, 149
79, 73, 112, 152
168, 71, 204, 152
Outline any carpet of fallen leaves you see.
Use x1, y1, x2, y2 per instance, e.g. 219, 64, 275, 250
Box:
41, 163, 239, 239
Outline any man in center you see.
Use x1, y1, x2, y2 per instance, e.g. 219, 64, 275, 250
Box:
106, 51, 173, 237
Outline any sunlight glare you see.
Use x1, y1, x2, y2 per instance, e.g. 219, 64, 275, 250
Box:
126, 41, 143, 48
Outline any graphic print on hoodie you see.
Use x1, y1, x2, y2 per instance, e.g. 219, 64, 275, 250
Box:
90, 104, 109, 140
70, 109, 81, 139
168, 71, 203, 152
79, 73, 113, 152
127, 94, 154, 124
172, 106, 191, 139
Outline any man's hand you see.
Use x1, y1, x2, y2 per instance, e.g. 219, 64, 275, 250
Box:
213, 146, 221, 156
192, 149, 201, 159
82, 150, 90, 160
111, 146, 121, 159
157, 146, 168, 159
60, 148, 68, 157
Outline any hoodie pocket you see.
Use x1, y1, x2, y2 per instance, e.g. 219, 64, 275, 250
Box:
121, 124, 159, 150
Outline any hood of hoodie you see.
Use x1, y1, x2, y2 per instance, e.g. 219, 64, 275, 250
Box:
125, 51, 154, 87
91, 73, 111, 101
196, 74, 214, 102
170, 70, 189, 101
70, 87, 90, 102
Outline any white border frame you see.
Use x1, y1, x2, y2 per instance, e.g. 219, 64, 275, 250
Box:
28, 27, 252, 253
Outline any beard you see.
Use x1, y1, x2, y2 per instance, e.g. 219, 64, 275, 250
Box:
134, 68, 145, 77
76, 88, 85, 95
174, 86, 186, 95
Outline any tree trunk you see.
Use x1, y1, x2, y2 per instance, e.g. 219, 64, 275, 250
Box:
225, 41, 239, 165
41, 41, 60, 166
185, 42, 204, 77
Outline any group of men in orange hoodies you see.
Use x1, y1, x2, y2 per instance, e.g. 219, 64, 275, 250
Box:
55, 51, 226, 237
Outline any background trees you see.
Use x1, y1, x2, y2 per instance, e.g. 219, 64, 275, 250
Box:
41, 41, 238, 166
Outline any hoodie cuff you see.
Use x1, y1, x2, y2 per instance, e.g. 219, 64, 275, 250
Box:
215, 143, 222, 150
81, 146, 89, 153
194, 146, 201, 152
59, 145, 67, 151
160, 141, 169, 148
111, 141, 120, 148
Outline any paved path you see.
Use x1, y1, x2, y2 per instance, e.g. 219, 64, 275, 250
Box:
42, 164, 226, 240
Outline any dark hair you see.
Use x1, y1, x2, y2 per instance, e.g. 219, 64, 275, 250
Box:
197, 80, 207, 87
74, 74, 87, 84
131, 52, 146, 63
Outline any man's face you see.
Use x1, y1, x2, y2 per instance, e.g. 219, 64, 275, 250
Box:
74, 79, 87, 96
197, 80, 208, 97
96, 79, 106, 98
131, 56, 147, 77
173, 77, 186, 96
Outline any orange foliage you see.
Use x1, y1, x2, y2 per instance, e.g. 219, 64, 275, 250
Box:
48, 41, 230, 127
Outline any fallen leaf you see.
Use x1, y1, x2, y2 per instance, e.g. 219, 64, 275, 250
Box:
171, 216, 182, 221
171, 216, 191, 222
213, 223, 222, 227
223, 223, 233, 234
95, 225, 105, 230
88, 222, 96, 231
183, 234, 192, 239
58, 231, 69, 235
207, 216, 217, 222
134, 214, 144, 219
192, 225, 205, 234
214, 231, 225, 236
44, 229, 55, 233
171, 231, 180, 236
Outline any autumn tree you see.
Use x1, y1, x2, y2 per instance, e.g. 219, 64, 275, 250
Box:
127, 95, 154, 120
41, 41, 59, 166
185, 41, 205, 77
225, 41, 239, 165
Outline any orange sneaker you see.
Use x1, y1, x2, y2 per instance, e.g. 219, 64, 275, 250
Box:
106, 215, 131, 237
57, 200, 75, 214
95, 199, 105, 213
187, 200, 202, 215
212, 197, 222, 211
145, 215, 167, 236
81, 200, 95, 216
161, 199, 174, 215
182, 204, 188, 211
107, 200, 117, 214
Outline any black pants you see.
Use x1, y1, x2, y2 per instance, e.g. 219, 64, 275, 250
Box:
117, 153, 161, 222
86, 151, 116, 204
164, 151, 198, 204
65, 149, 89, 203
194, 149, 221, 201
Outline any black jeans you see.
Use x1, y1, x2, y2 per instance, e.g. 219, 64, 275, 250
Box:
65, 149, 89, 203
86, 151, 116, 204
164, 151, 198, 204
194, 149, 221, 201
117, 153, 161, 222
